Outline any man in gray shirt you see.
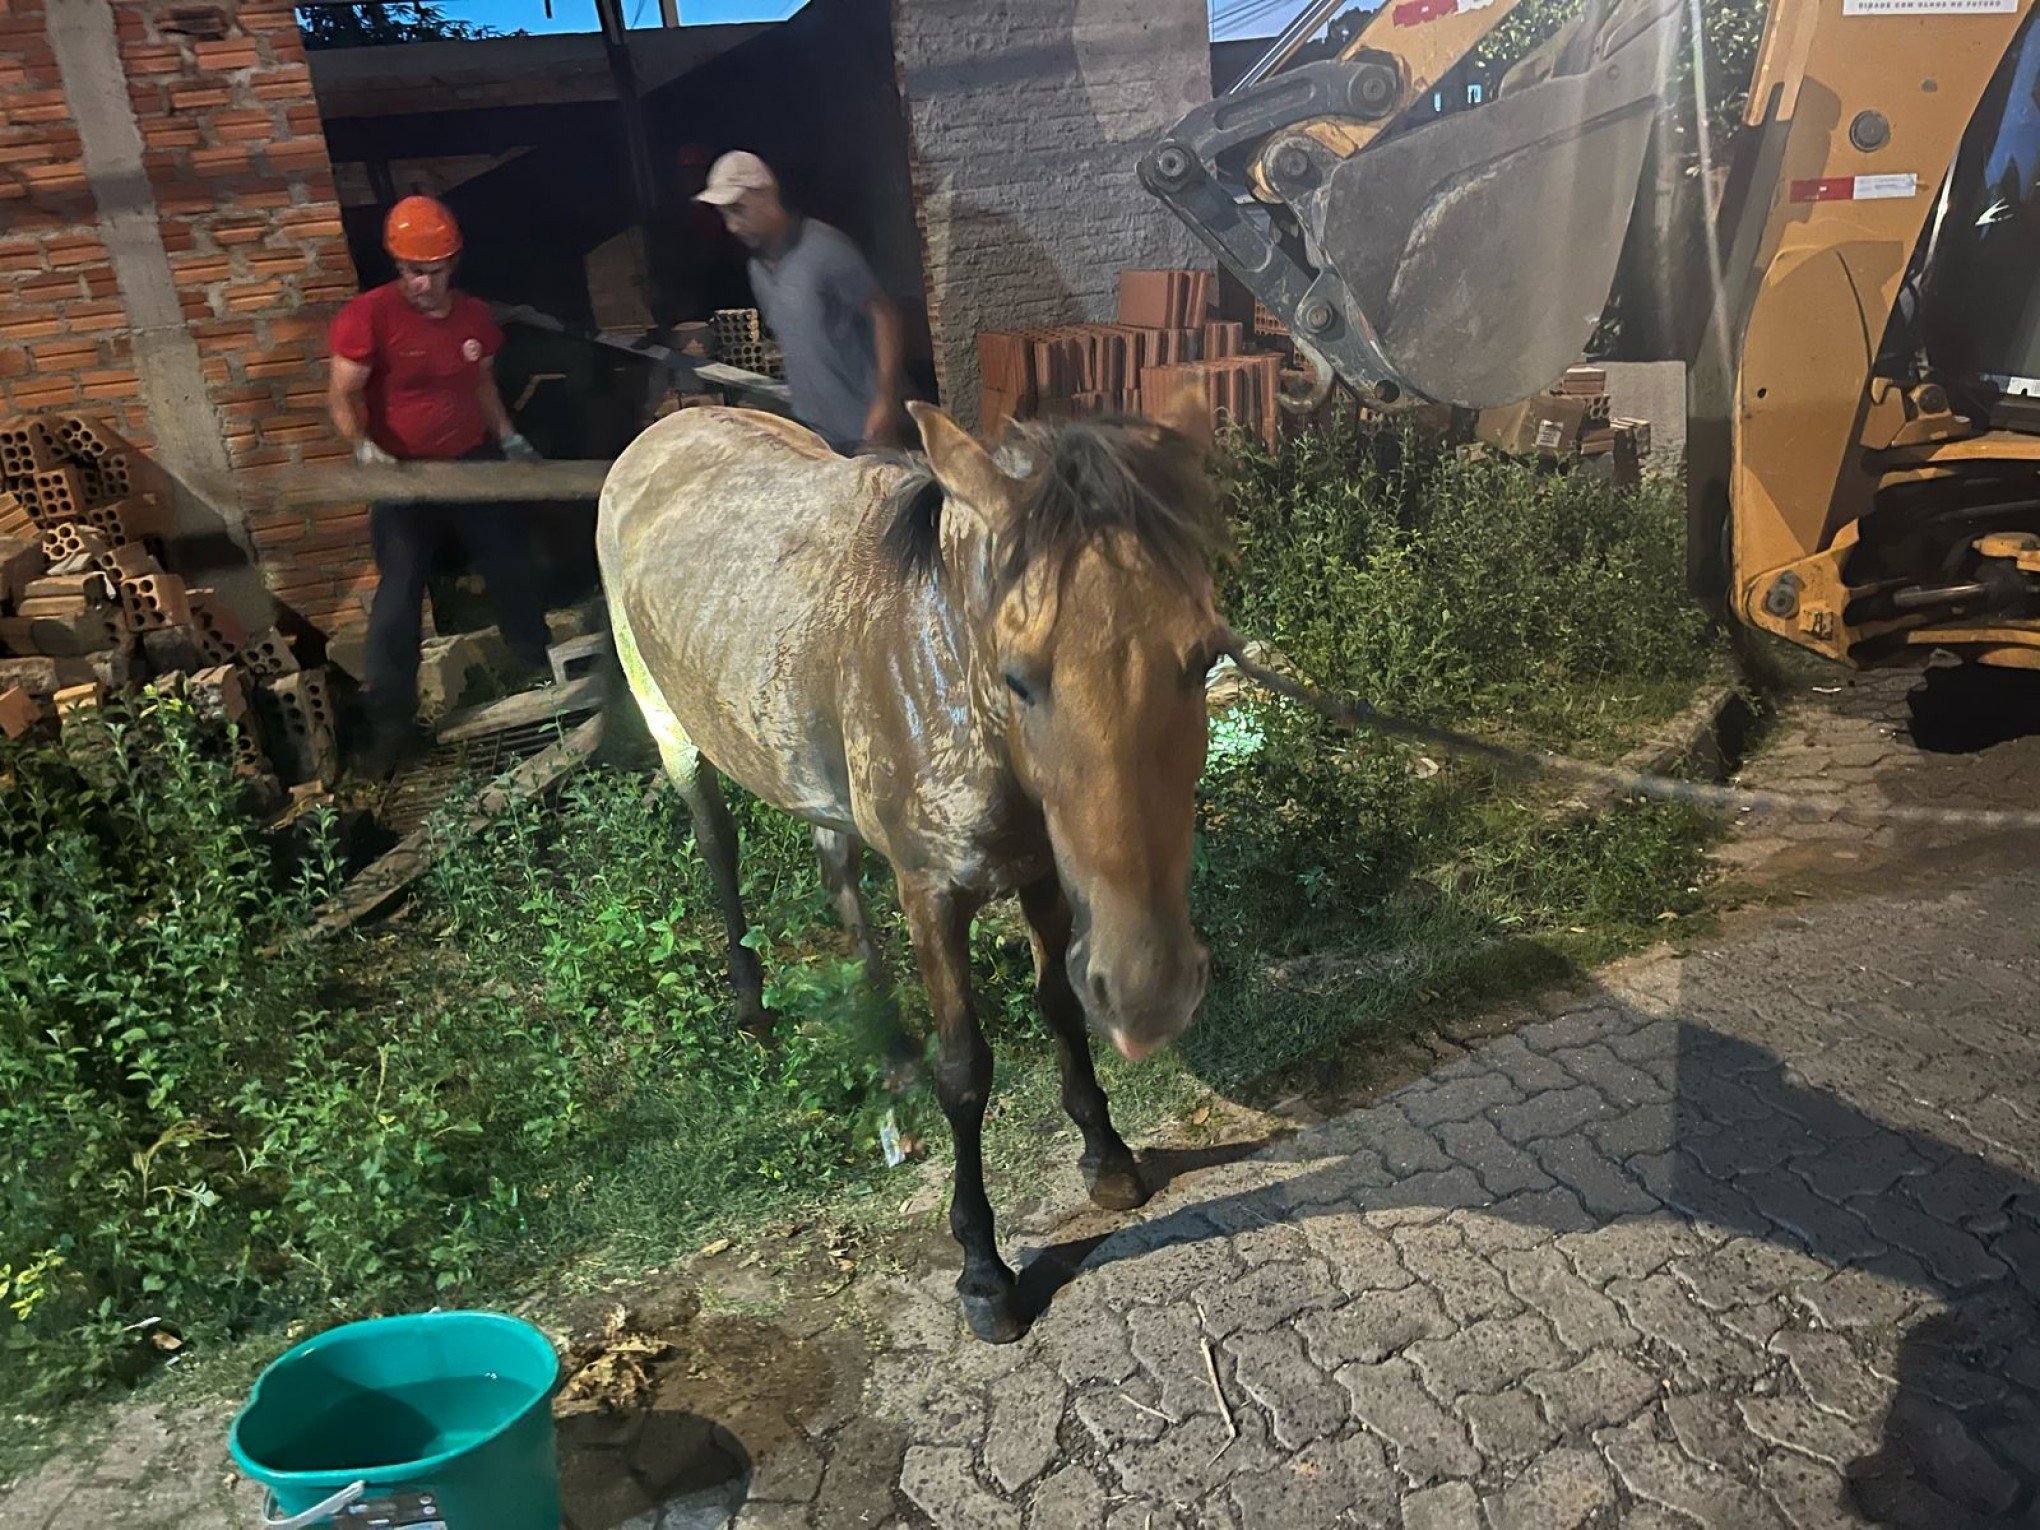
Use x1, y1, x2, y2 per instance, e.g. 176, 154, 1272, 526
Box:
697, 151, 905, 453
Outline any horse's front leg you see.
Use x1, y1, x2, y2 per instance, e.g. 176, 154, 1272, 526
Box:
1019, 874, 1148, 1212
901, 878, 1021, 1343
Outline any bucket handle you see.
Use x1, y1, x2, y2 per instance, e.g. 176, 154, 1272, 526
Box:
260, 1480, 367, 1528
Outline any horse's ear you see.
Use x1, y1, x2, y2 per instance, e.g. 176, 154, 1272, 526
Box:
909, 402, 1013, 531
1150, 374, 1214, 455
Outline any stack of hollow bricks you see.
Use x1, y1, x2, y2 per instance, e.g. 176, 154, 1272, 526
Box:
0, 408, 337, 785
0, 0, 375, 640
977, 269, 1286, 447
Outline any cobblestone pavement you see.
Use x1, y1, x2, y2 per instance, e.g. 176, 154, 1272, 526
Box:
6, 667, 2038, 1529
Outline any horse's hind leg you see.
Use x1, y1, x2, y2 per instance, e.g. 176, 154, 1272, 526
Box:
1019, 875, 1148, 1212
609, 602, 769, 1034
676, 756, 771, 1035
814, 828, 920, 1088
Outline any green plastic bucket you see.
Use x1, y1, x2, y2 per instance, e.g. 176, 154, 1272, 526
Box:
229, 1311, 562, 1529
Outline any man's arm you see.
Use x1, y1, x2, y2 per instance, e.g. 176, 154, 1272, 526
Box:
864, 290, 905, 447
478, 356, 515, 443
328, 355, 375, 448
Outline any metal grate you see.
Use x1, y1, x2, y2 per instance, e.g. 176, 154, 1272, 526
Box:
374, 710, 599, 835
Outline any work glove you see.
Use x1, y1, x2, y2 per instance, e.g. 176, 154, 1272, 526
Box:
353, 439, 397, 467
501, 433, 542, 464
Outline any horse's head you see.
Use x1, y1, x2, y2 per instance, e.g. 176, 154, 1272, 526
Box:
905, 387, 1227, 1061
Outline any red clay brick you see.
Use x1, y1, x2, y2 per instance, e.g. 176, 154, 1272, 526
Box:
168, 84, 233, 112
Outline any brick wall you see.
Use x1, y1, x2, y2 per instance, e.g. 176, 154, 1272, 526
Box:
891, 0, 1210, 427
2, 0, 374, 638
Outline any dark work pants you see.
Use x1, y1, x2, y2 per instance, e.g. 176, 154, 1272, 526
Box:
364, 451, 551, 725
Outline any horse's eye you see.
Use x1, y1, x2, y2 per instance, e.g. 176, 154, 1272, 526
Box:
1004, 672, 1034, 704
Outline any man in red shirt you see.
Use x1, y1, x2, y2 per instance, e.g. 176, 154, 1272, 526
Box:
327, 194, 550, 774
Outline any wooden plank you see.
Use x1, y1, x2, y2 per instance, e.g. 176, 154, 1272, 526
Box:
234, 459, 613, 510
492, 302, 794, 410
433, 671, 605, 744
301, 711, 606, 942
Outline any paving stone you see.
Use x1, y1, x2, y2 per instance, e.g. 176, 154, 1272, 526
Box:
1072, 1384, 1169, 1454
1110, 1410, 1279, 1505
1789, 1259, 1932, 1332
1667, 1237, 1834, 1313
1494, 1243, 1636, 1354
813, 1417, 907, 1530
1607, 1273, 1767, 1386
1400, 1479, 1480, 1530
1481, 1035, 1579, 1094
1905, 1154, 2025, 1227
1681, 1071, 1779, 1127
1361, 1166, 1492, 1225
1627, 1152, 1772, 1234
1854, 1199, 2007, 1289
1757, 1450, 1864, 1530
1684, 1113, 1823, 1179
1606, 1018, 1680, 1069
1588, 1100, 1677, 1161
866, 1352, 987, 1443
1491, 1087, 1615, 1147
1457, 1188, 1596, 1254
1480, 1446, 1614, 1530
1880, 1392, 2024, 1518
1557, 1215, 1708, 1285
1998, 1224, 2040, 1297
1193, 1255, 1339, 1337
1390, 1223, 1520, 1324
1525, 1006, 1631, 1052
1769, 1330, 1889, 1422
982, 1363, 1065, 1496
1794, 1134, 1933, 1202
1529, 1134, 1661, 1218
1720, 1297, 1793, 1351
1026, 1463, 1106, 1529
1296, 1283, 1455, 1369
1434, 1116, 1553, 1197
1404, 1312, 1569, 1400
1338, 1106, 1455, 1176
1297, 1210, 1414, 1295
730, 1502, 813, 1529
1225, 1430, 1395, 1526
900, 1445, 1021, 1530
1662, 1390, 1762, 1473
1399, 1072, 1523, 1129
1224, 1327, 1347, 1451
1526, 1350, 1662, 1434
1552, 1042, 1669, 1108
1735, 1169, 1886, 1262
1736, 1393, 1878, 1468
1114, 1232, 1240, 1306
1332, 1355, 1482, 1482
1033, 1287, 1138, 1385
1128, 1303, 1223, 1422
1596, 1413, 1789, 1528
1221, 1216, 1313, 1266
748, 1436, 826, 1503
1460, 1387, 1557, 1466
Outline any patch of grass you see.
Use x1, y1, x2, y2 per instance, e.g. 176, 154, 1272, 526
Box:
0, 422, 1727, 1427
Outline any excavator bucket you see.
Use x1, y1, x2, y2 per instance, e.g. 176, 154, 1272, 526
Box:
1144, 0, 1681, 408
1318, 0, 1679, 405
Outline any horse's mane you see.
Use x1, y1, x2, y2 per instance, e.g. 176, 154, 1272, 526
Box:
880, 416, 1227, 593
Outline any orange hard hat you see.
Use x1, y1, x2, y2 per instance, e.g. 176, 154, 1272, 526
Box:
383, 195, 462, 263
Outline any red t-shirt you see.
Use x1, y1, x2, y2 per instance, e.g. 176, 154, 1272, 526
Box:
328, 283, 504, 461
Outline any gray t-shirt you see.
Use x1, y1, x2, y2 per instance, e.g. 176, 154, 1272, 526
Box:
749, 217, 881, 451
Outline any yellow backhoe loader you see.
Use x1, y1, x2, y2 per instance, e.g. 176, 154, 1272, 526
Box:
1147, 0, 2040, 672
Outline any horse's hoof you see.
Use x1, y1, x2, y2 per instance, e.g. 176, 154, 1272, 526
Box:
961, 1291, 1027, 1344
1086, 1161, 1150, 1213
736, 1004, 778, 1039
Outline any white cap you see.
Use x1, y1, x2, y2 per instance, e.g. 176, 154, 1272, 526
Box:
697, 151, 778, 206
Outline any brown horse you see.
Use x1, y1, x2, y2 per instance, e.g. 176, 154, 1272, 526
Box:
596, 391, 1225, 1341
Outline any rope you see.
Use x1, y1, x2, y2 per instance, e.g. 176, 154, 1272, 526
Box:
1219, 633, 2040, 833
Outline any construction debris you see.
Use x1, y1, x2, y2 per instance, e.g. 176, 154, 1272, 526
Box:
1476, 365, 1652, 480
0, 409, 333, 796
977, 268, 1299, 444
712, 308, 785, 381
